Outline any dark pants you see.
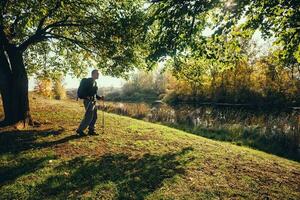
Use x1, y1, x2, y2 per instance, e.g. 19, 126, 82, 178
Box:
78, 99, 97, 132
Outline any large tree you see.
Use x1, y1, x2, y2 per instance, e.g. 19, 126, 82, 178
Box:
147, 0, 300, 66
0, 0, 147, 126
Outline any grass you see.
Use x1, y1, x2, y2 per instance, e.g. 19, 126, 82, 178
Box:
0, 94, 299, 199
100, 101, 300, 161
171, 124, 300, 161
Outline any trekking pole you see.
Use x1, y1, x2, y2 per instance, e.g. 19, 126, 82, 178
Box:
102, 95, 105, 134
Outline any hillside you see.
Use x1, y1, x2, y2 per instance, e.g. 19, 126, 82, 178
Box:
0, 95, 299, 199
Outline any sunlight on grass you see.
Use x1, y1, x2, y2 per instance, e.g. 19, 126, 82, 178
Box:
0, 95, 299, 199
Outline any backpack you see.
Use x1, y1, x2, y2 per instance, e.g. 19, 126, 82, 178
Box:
77, 78, 90, 99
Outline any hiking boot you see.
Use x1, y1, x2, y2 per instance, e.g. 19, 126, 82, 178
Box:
88, 130, 98, 135
76, 129, 86, 136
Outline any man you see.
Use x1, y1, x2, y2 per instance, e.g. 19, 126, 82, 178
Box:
76, 69, 103, 136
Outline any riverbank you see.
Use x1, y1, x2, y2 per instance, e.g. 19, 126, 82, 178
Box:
98, 101, 300, 161
0, 94, 299, 199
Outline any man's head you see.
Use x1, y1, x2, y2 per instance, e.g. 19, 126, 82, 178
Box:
91, 69, 99, 80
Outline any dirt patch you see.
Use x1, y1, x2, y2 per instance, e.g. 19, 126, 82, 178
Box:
53, 137, 108, 159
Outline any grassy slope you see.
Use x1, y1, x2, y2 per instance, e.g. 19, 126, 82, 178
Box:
0, 95, 299, 200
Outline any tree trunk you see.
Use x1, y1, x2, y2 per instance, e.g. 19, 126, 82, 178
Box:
0, 45, 13, 126
0, 45, 31, 127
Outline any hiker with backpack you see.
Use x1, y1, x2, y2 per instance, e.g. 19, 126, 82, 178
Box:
76, 69, 104, 136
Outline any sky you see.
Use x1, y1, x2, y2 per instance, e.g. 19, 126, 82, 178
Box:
29, 69, 125, 91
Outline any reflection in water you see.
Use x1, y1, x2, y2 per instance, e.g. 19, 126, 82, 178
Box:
99, 101, 300, 160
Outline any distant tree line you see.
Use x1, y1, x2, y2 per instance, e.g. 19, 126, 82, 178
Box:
105, 71, 167, 103
105, 52, 299, 108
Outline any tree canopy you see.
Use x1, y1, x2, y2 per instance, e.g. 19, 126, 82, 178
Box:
146, 0, 300, 67
2, 0, 299, 76
1, 0, 148, 77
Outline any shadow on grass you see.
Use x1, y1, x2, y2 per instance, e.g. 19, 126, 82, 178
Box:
0, 156, 54, 185
0, 128, 79, 155
34, 147, 194, 199
172, 124, 300, 162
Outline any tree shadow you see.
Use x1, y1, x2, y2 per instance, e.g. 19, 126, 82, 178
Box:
171, 124, 300, 162
0, 155, 54, 185
0, 128, 79, 155
35, 147, 194, 199
193, 128, 300, 162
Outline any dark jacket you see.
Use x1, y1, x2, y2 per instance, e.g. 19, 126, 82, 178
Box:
86, 78, 98, 98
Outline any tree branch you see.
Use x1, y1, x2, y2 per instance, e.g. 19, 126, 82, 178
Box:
45, 33, 93, 52
1, 0, 8, 13
189, 5, 197, 38
151, 0, 163, 3
42, 15, 71, 31
0, 25, 9, 46
17, 0, 62, 51
18, 18, 91, 52
17, 1, 95, 52
0, 0, 8, 25
45, 21, 87, 32
286, 30, 298, 46
8, 13, 26, 38
18, 33, 47, 52
36, 0, 61, 32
